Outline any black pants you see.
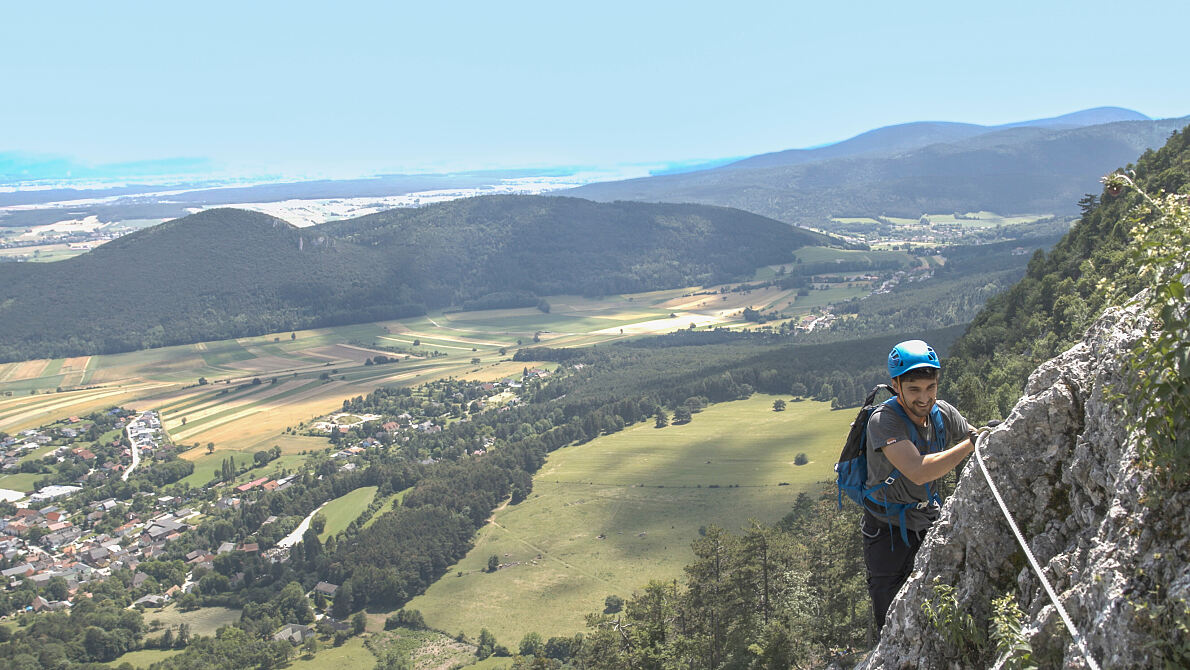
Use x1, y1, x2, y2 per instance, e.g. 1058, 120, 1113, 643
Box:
862, 511, 926, 634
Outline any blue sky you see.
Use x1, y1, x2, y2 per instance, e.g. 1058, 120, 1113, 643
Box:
4, 1, 1188, 178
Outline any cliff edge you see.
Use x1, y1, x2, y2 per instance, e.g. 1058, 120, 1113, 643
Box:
862, 300, 1187, 668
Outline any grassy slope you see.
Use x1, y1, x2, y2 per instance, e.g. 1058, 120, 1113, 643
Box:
405, 395, 852, 643
318, 486, 378, 541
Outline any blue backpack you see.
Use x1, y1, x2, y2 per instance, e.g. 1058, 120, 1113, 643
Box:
835, 384, 947, 543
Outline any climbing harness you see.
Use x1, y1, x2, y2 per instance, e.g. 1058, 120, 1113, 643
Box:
972, 425, 1102, 670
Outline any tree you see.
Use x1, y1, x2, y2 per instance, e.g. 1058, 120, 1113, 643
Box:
773, 399, 787, 412
352, 611, 367, 635
794, 453, 809, 466
311, 513, 327, 535
519, 631, 544, 657
673, 406, 692, 424
333, 580, 354, 619
477, 628, 498, 659
487, 555, 500, 573
603, 594, 624, 614
654, 409, 669, 428
278, 581, 314, 624
207, 442, 215, 454
302, 635, 319, 659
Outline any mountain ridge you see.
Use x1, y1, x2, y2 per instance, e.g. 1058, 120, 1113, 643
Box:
568, 115, 1189, 225
0, 196, 825, 362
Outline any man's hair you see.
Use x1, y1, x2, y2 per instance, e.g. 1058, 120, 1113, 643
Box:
897, 367, 939, 383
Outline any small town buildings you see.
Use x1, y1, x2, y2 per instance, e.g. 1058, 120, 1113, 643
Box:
273, 623, 314, 645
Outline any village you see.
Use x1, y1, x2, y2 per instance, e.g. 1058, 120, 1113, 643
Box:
0, 369, 550, 634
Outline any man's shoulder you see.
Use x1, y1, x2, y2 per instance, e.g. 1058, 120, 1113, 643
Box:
934, 399, 965, 421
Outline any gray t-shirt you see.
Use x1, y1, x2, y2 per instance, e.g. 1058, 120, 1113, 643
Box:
864, 399, 971, 531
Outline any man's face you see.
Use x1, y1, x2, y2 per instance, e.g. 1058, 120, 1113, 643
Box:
894, 374, 937, 425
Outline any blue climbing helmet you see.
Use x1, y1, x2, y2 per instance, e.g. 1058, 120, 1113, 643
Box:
887, 340, 940, 379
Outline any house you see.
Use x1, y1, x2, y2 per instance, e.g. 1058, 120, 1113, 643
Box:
132, 594, 167, 609
83, 546, 111, 567
1, 563, 35, 579
238, 543, 259, 554
235, 477, 269, 493
217, 541, 236, 554
313, 581, 339, 597
382, 421, 399, 432
273, 623, 314, 645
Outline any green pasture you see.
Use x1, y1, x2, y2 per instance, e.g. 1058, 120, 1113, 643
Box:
923, 211, 1049, 227
318, 485, 378, 541
0, 373, 67, 395
143, 604, 242, 637
0, 472, 42, 494
794, 245, 916, 267
198, 340, 257, 367
405, 395, 852, 643
360, 487, 412, 530
0, 244, 87, 262
176, 446, 309, 490
103, 648, 180, 668
286, 636, 375, 669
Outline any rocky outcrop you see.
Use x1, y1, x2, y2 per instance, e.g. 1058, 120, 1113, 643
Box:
862, 301, 1188, 669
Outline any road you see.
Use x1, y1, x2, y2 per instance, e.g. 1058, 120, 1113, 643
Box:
121, 418, 140, 481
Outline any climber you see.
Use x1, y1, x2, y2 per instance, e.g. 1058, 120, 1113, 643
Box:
863, 339, 978, 633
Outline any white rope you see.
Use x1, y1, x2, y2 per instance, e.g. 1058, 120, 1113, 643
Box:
972, 428, 1102, 670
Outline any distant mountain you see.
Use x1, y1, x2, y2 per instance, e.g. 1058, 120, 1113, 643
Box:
0, 197, 827, 361
719, 107, 1150, 171
570, 111, 1185, 226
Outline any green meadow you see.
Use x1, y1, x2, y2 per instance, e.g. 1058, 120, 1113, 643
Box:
318, 485, 378, 541
404, 394, 853, 644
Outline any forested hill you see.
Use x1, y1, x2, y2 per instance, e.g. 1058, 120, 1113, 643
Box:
947, 123, 1190, 421
569, 116, 1189, 226
0, 208, 392, 361
0, 197, 825, 362
321, 195, 830, 302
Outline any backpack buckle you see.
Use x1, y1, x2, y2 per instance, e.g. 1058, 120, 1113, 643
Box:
884, 475, 897, 486
915, 500, 931, 509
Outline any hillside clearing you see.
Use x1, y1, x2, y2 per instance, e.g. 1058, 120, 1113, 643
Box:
404, 395, 852, 643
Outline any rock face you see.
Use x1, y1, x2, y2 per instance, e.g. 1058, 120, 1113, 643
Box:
862, 301, 1188, 669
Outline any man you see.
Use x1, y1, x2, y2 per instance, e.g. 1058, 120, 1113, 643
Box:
863, 339, 976, 633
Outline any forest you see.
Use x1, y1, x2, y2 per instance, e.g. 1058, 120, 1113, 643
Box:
0, 197, 824, 362
947, 124, 1190, 422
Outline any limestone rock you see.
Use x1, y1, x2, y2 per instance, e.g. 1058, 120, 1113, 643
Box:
861, 301, 1187, 669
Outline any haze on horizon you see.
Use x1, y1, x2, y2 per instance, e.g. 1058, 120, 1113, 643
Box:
4, 0, 1189, 180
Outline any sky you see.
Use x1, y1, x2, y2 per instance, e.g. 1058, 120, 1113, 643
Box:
4, 0, 1189, 179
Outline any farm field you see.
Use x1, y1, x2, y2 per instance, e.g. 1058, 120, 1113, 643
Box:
404, 395, 853, 644
0, 272, 866, 479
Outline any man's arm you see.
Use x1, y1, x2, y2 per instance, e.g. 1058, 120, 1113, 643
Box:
883, 437, 974, 485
